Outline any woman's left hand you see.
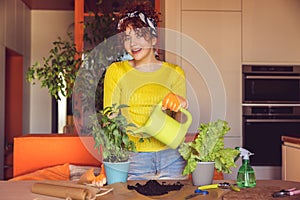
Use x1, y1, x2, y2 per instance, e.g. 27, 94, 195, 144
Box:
92, 164, 106, 187
162, 92, 188, 112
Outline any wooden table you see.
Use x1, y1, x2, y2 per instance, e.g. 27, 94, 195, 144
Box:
1, 180, 300, 200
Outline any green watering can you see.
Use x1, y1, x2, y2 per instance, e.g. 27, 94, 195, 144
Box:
132, 101, 193, 149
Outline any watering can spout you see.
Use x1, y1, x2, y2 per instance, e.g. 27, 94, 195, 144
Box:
132, 125, 148, 135
132, 101, 192, 149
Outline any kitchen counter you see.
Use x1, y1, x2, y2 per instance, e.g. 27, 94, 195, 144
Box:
282, 136, 300, 182
282, 136, 300, 146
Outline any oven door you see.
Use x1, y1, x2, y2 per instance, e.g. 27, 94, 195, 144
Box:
243, 75, 300, 103
243, 116, 300, 166
242, 65, 300, 104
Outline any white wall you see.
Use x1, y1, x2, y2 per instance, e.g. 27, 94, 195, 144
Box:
0, 0, 31, 179
30, 10, 74, 133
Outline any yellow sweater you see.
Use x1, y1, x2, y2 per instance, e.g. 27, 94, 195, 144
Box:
103, 60, 186, 152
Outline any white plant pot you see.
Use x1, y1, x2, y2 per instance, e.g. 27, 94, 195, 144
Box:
192, 161, 215, 186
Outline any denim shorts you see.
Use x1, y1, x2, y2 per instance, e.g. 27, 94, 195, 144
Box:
128, 148, 188, 180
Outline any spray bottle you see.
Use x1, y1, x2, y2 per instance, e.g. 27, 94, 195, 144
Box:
236, 147, 256, 188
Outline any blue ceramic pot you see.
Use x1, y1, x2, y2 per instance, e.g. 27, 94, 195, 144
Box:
103, 161, 130, 184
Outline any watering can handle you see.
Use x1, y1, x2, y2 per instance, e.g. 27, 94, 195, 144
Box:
158, 101, 193, 126
179, 106, 193, 126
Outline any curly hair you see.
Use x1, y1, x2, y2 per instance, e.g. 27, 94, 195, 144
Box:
118, 1, 160, 37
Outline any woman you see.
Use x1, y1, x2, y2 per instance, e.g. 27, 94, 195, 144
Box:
103, 1, 188, 180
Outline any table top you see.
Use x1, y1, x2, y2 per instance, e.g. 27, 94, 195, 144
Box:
1, 179, 300, 200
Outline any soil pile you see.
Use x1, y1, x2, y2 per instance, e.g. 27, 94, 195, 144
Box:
128, 180, 184, 196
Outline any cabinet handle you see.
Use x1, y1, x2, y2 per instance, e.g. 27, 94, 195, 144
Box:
245, 119, 300, 123
246, 75, 300, 79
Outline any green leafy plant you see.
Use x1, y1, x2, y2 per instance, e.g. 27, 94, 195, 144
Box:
179, 119, 239, 175
72, 9, 127, 134
90, 104, 137, 162
26, 34, 82, 100
26, 3, 127, 136
26, 2, 124, 104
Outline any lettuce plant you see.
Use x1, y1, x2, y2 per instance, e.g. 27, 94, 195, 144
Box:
179, 120, 239, 175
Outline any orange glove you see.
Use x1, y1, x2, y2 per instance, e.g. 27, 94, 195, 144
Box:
93, 164, 107, 187
78, 164, 106, 187
162, 92, 188, 112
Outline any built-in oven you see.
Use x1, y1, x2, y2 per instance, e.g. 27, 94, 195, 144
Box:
243, 65, 300, 104
243, 105, 300, 166
242, 65, 300, 169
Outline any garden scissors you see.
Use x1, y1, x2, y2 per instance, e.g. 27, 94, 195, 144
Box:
272, 188, 300, 198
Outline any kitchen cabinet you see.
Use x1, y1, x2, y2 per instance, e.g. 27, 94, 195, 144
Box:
182, 11, 241, 136
164, 0, 242, 138
242, 0, 300, 63
282, 136, 300, 182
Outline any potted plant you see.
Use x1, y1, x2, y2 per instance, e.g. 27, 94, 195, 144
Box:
178, 119, 239, 186
26, 0, 125, 101
26, 4, 125, 134
26, 33, 82, 100
89, 104, 137, 184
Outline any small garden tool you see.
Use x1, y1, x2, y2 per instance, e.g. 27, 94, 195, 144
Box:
272, 188, 300, 198
198, 182, 240, 192
185, 189, 209, 199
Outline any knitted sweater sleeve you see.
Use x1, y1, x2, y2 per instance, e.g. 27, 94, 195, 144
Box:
103, 63, 121, 108
170, 64, 186, 98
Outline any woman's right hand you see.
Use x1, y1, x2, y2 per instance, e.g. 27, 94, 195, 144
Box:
162, 92, 188, 112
